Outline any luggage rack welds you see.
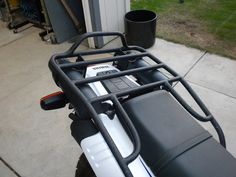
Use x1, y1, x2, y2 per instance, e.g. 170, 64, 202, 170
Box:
49, 32, 226, 177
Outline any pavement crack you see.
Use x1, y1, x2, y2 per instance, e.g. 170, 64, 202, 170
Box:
187, 80, 236, 100
0, 25, 35, 49
173, 51, 207, 88
0, 157, 21, 177
183, 51, 207, 78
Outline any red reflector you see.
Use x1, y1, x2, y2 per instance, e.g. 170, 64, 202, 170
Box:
40, 91, 64, 102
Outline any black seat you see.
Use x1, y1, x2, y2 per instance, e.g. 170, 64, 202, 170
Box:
123, 90, 236, 177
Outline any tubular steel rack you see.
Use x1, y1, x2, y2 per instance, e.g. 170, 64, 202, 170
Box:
49, 32, 226, 177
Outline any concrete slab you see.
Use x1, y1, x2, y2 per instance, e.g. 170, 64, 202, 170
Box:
0, 161, 17, 177
148, 39, 206, 76
0, 21, 38, 48
0, 27, 87, 177
186, 53, 236, 98
0, 73, 81, 177
174, 82, 236, 157
0, 29, 86, 100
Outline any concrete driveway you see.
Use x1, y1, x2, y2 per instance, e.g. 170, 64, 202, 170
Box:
0, 23, 235, 177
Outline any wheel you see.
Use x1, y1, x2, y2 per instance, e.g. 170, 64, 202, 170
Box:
7, 22, 14, 30
75, 153, 96, 177
50, 34, 57, 44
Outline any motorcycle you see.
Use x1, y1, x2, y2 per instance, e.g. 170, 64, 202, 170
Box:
40, 32, 236, 177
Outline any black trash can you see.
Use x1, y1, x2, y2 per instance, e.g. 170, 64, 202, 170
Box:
125, 10, 157, 49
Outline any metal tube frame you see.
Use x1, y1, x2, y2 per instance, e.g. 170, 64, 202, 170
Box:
49, 32, 226, 177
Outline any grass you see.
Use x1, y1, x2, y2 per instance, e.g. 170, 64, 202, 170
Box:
131, 0, 236, 59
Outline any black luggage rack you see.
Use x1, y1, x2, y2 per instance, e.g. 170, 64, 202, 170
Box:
49, 32, 226, 177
